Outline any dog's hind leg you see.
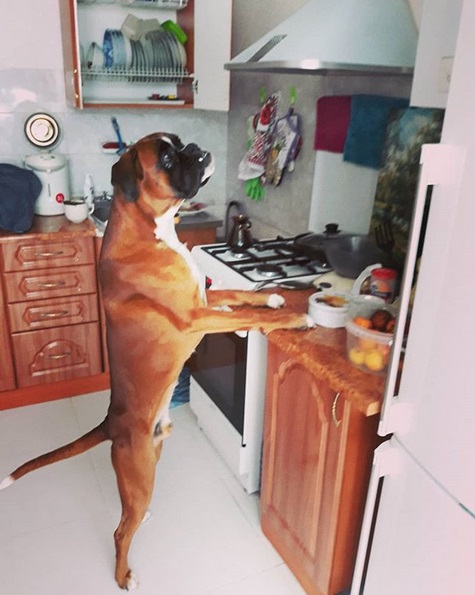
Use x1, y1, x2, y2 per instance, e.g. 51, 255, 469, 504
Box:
111, 437, 156, 590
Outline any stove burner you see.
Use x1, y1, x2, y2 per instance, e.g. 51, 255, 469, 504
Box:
256, 263, 284, 278
230, 249, 249, 259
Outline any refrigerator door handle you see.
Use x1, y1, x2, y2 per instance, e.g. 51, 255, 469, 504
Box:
351, 441, 401, 595
378, 143, 465, 436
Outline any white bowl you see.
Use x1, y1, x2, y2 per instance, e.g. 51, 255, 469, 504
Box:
308, 292, 350, 328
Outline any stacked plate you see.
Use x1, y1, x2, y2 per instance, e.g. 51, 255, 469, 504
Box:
102, 27, 186, 72
103, 29, 131, 69
143, 29, 186, 70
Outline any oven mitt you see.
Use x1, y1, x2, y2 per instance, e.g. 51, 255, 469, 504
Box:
265, 110, 301, 186
238, 93, 280, 181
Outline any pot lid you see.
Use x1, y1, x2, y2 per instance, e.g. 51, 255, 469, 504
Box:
24, 113, 61, 148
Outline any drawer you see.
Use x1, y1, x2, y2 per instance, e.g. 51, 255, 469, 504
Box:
1, 237, 94, 272
11, 322, 102, 387
4, 265, 97, 303
8, 295, 99, 333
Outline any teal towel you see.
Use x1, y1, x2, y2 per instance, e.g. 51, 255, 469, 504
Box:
343, 95, 409, 169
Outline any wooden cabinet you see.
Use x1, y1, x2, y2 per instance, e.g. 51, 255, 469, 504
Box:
0, 285, 15, 392
59, 0, 232, 111
261, 342, 379, 595
0, 235, 102, 391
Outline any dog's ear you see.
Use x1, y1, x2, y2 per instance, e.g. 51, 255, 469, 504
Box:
111, 148, 144, 202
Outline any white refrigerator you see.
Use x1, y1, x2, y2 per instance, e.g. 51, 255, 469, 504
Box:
351, 1, 475, 593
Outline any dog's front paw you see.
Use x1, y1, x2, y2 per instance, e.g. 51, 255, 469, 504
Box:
301, 314, 316, 329
267, 293, 285, 309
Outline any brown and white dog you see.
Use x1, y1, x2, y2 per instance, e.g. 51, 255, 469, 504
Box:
0, 132, 313, 590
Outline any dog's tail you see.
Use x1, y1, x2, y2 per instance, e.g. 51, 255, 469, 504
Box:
0, 420, 109, 491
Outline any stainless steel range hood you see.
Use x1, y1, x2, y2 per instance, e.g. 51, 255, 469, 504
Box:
225, 0, 418, 76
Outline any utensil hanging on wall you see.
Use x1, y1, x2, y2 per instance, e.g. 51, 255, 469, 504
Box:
111, 117, 126, 155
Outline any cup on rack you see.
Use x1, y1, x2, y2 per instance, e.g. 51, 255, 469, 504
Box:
64, 199, 94, 224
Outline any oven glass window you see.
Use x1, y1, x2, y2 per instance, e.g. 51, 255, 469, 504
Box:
191, 332, 247, 436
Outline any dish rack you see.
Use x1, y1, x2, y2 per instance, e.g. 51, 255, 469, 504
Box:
78, 0, 188, 8
82, 66, 189, 83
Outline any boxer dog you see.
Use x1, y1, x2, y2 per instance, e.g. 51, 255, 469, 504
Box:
0, 132, 313, 590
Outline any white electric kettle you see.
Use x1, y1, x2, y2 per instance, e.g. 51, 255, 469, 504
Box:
23, 112, 70, 216
24, 153, 70, 216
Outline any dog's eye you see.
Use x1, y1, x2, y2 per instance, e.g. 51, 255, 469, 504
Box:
161, 150, 175, 170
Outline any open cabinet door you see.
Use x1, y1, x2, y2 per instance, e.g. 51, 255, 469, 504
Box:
59, 0, 83, 109
193, 0, 232, 111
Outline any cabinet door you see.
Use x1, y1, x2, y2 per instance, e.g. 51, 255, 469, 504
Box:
261, 342, 378, 595
193, 0, 232, 111
0, 287, 15, 391
59, 0, 83, 108
11, 322, 101, 387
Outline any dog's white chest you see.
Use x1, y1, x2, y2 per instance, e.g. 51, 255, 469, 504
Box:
154, 209, 203, 292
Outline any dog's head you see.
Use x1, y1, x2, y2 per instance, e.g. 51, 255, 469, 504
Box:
111, 133, 214, 212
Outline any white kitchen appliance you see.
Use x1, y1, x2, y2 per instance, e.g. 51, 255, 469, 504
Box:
190, 237, 330, 493
351, 3, 475, 592
24, 153, 70, 216
23, 112, 70, 216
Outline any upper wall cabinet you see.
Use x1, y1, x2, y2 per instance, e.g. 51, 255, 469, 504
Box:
59, 0, 232, 111
410, 0, 463, 108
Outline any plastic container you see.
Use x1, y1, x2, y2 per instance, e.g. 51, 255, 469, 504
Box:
308, 291, 349, 328
370, 267, 397, 302
345, 297, 397, 375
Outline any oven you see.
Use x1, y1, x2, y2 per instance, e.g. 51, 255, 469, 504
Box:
190, 237, 331, 493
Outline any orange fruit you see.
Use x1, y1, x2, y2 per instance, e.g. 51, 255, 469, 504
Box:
353, 316, 373, 329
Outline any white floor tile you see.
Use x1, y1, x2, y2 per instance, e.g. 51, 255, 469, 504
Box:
0, 398, 305, 595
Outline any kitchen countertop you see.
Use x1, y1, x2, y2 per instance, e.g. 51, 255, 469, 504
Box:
176, 212, 222, 231
0, 215, 97, 242
0, 213, 223, 241
265, 288, 386, 417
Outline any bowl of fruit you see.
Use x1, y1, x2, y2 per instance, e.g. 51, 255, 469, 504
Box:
346, 298, 397, 375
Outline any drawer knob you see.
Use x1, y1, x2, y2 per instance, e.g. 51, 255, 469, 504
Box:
47, 351, 72, 360
34, 250, 65, 258
39, 310, 70, 320
37, 280, 67, 289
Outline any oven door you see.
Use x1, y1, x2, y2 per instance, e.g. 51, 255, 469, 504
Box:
190, 332, 247, 436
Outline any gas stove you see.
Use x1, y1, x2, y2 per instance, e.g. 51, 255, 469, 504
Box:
191, 237, 332, 290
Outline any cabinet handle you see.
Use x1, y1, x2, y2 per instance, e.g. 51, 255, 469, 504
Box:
34, 250, 65, 258
331, 392, 342, 428
39, 310, 70, 319
37, 280, 67, 289
47, 351, 72, 360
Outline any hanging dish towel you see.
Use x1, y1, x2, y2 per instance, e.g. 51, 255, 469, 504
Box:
343, 95, 409, 169
238, 93, 280, 181
314, 95, 352, 153
266, 109, 301, 186
0, 164, 42, 233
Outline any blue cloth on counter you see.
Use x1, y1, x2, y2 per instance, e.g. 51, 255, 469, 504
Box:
0, 164, 42, 233
343, 95, 409, 169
